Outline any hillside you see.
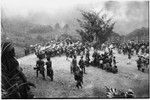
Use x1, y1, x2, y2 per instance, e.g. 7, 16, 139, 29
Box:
2, 18, 78, 37
125, 27, 149, 42
17, 50, 149, 98
28, 25, 53, 34
1, 18, 80, 58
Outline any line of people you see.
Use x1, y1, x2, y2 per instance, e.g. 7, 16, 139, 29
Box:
35, 41, 87, 60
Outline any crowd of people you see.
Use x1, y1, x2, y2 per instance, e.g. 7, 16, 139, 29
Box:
34, 40, 87, 88
3, 37, 148, 99
115, 41, 149, 72
33, 39, 149, 89
33, 40, 120, 89
93, 51, 118, 73
21, 38, 150, 93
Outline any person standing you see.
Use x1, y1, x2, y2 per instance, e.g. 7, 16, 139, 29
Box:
74, 68, 83, 89
79, 56, 86, 74
46, 57, 54, 81
36, 56, 45, 79
72, 55, 77, 74
112, 56, 116, 66
127, 45, 132, 64
85, 50, 90, 67
66, 49, 69, 60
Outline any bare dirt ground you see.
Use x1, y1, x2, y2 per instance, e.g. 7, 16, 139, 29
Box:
18, 50, 149, 98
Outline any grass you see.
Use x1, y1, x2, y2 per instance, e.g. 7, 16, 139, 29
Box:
15, 46, 25, 58
133, 80, 149, 98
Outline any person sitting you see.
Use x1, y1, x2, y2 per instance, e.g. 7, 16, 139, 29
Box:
112, 65, 118, 73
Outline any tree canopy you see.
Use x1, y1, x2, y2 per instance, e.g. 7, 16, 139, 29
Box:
76, 10, 115, 48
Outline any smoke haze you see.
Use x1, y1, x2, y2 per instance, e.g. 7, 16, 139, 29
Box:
1, 0, 149, 35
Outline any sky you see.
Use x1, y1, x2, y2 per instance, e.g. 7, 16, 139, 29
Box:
1, 0, 149, 35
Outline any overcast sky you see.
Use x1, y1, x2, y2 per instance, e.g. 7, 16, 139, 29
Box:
1, 0, 149, 35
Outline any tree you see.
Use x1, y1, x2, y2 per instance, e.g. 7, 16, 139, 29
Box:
54, 23, 61, 31
63, 24, 70, 34
76, 10, 115, 48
